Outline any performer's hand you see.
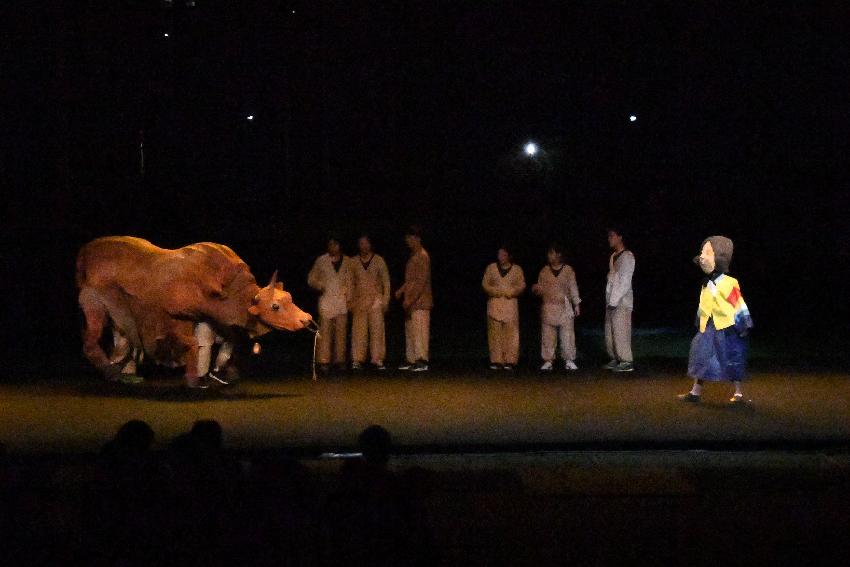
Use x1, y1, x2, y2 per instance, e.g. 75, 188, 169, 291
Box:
394, 289, 403, 300
574, 305, 580, 317
531, 284, 542, 295
402, 299, 412, 310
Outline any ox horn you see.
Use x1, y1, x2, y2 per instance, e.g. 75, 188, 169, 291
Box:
267, 270, 279, 289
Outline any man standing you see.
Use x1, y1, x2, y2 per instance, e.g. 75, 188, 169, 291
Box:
482, 246, 526, 370
604, 227, 635, 372
532, 243, 581, 371
308, 235, 353, 375
394, 225, 432, 372
350, 234, 391, 371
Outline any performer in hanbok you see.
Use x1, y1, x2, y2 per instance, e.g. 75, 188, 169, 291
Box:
603, 227, 635, 372
678, 236, 754, 404
394, 225, 432, 372
532, 243, 581, 371
482, 246, 526, 370
308, 236, 354, 375
350, 235, 391, 371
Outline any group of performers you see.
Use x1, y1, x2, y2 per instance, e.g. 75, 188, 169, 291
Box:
307, 225, 753, 404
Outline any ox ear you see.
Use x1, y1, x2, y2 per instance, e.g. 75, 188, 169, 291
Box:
267, 270, 279, 290
275, 281, 284, 291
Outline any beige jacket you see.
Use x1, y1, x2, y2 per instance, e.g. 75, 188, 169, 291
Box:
307, 254, 353, 318
400, 247, 433, 311
536, 264, 581, 326
351, 253, 391, 313
482, 263, 526, 322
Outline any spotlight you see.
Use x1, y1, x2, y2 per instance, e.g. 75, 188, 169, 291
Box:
163, 33, 169, 37
524, 142, 538, 156
246, 115, 254, 121
629, 115, 637, 122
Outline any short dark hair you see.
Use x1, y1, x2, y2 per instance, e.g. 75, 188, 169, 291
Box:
405, 224, 423, 238
607, 226, 626, 240
547, 242, 564, 256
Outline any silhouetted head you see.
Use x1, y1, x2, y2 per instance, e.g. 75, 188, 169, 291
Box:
358, 425, 392, 466
190, 419, 223, 451
113, 420, 154, 454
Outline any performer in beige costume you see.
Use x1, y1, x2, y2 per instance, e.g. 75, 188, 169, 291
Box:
482, 246, 526, 370
350, 235, 391, 370
307, 236, 353, 373
603, 228, 635, 372
532, 244, 581, 371
394, 225, 432, 372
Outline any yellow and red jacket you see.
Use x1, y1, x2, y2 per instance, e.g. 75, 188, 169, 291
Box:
697, 274, 752, 333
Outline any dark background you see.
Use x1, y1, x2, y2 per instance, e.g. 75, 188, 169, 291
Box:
3, 1, 849, 378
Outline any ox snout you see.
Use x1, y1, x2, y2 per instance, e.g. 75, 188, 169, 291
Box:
302, 315, 319, 334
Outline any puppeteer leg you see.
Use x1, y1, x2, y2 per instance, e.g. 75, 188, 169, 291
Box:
79, 288, 118, 379
194, 322, 216, 377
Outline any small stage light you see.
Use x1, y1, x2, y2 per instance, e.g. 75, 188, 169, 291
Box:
163, 33, 169, 37
246, 115, 254, 121
524, 142, 538, 156
629, 115, 637, 122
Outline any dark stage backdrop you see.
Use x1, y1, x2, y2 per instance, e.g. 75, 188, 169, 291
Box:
3, 2, 849, 379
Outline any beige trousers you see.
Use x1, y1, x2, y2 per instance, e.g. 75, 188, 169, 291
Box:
404, 309, 430, 363
317, 313, 348, 365
351, 308, 386, 364
488, 317, 520, 365
541, 320, 576, 362
605, 305, 633, 363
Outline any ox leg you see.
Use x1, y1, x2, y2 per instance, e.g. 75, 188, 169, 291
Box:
79, 289, 120, 380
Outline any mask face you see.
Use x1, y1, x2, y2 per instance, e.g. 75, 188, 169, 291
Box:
698, 241, 715, 274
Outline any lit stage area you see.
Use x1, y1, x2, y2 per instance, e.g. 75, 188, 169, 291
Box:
3, 366, 849, 454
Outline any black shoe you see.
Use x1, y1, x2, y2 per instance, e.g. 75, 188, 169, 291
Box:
503, 365, 514, 371
398, 362, 414, 371
412, 361, 429, 372
677, 392, 701, 403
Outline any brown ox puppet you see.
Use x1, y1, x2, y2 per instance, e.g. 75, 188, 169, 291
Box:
76, 236, 314, 387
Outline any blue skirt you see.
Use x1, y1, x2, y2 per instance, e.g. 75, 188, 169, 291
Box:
687, 319, 749, 382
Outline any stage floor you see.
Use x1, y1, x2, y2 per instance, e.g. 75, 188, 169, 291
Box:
2, 365, 849, 454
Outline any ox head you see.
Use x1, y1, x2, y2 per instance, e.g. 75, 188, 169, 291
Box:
248, 271, 315, 333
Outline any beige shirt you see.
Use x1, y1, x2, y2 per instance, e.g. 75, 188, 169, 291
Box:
307, 253, 353, 318
351, 253, 391, 313
482, 263, 526, 322
536, 264, 581, 325
401, 247, 433, 311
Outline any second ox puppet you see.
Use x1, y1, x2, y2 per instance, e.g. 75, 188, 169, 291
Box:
77, 236, 315, 387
